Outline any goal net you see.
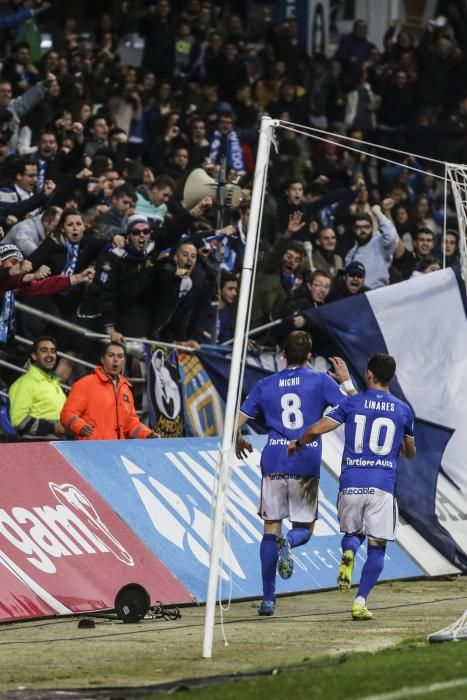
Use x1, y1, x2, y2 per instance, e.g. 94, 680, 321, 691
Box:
428, 610, 467, 643
446, 164, 467, 284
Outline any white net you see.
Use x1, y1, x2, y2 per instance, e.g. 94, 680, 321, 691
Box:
428, 610, 467, 643
444, 165, 467, 282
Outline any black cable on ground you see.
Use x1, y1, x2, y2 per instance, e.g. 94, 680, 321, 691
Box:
1, 594, 466, 646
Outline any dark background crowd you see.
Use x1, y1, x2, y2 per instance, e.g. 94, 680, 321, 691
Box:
0, 0, 465, 437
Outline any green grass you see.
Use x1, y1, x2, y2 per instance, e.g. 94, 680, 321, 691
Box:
163, 641, 467, 700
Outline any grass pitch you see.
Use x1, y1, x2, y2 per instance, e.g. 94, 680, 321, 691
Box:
0, 577, 466, 698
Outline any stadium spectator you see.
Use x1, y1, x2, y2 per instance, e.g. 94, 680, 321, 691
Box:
206, 41, 249, 101
83, 115, 110, 157
134, 174, 175, 223
161, 146, 191, 183
312, 227, 343, 277
391, 227, 435, 281
21, 209, 123, 340
0, 72, 58, 151
345, 201, 399, 289
0, 158, 56, 223
8, 335, 66, 441
436, 229, 460, 268
283, 269, 333, 321
222, 204, 250, 272
250, 239, 304, 334
410, 255, 441, 276
82, 214, 155, 344
186, 117, 210, 167
266, 80, 308, 124
216, 271, 238, 344
208, 111, 245, 176
2, 205, 62, 256
327, 260, 368, 302
275, 269, 334, 359
344, 66, 381, 132
30, 127, 84, 188
151, 239, 209, 343
0, 1, 51, 34
93, 184, 137, 240
334, 19, 376, 85
60, 341, 158, 440
276, 180, 308, 237
0, 243, 94, 345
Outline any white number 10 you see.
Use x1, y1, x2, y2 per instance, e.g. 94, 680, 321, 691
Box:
354, 414, 396, 455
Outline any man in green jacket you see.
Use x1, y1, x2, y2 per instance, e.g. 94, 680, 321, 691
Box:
9, 336, 66, 440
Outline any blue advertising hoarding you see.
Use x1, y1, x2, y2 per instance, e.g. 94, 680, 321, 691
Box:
56, 437, 422, 602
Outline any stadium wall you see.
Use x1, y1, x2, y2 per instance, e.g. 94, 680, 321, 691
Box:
1, 435, 458, 622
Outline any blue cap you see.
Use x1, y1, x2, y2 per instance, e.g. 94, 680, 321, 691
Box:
345, 260, 366, 277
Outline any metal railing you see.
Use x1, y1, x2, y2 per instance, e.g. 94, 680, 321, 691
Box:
0, 358, 70, 392
15, 301, 197, 353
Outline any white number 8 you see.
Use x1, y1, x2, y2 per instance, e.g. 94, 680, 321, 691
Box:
281, 393, 304, 429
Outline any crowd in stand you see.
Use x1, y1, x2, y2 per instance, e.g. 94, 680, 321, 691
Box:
0, 0, 465, 439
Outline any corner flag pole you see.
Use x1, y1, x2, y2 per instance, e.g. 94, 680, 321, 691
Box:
202, 116, 276, 659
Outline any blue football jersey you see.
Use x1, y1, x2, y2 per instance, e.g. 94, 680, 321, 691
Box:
326, 388, 415, 494
240, 366, 343, 477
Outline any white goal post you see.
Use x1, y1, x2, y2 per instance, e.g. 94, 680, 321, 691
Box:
201, 116, 277, 659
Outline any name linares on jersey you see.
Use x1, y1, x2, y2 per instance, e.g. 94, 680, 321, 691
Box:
364, 399, 395, 412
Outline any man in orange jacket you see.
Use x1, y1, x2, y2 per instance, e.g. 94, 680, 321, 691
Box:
60, 341, 158, 440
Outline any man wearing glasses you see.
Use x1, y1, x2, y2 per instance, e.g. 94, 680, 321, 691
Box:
345, 198, 398, 289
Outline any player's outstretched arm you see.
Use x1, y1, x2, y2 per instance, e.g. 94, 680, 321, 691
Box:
287, 416, 339, 456
235, 412, 254, 459
328, 357, 357, 395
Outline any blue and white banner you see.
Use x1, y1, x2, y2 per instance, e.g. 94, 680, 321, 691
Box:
56, 438, 422, 602
303, 268, 467, 571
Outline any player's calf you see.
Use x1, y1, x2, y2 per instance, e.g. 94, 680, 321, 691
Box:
276, 535, 294, 579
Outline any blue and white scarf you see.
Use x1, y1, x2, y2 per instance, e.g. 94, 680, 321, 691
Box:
209, 130, 245, 174
63, 240, 80, 276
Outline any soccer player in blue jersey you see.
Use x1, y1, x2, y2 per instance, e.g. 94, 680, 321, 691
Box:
235, 330, 356, 616
288, 353, 416, 621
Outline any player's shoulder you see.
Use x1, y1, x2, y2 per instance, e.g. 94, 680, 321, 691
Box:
300, 366, 330, 383
390, 392, 414, 416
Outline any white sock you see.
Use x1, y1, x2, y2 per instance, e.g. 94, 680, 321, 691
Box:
355, 595, 366, 607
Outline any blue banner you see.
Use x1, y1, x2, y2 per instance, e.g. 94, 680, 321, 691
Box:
177, 352, 224, 437
56, 437, 422, 602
